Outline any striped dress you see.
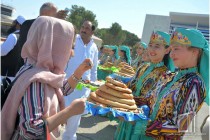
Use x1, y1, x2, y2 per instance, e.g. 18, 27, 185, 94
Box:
11, 80, 73, 139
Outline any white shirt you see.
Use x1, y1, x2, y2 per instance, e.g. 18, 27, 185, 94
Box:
64, 34, 98, 106
65, 34, 98, 82
1, 30, 19, 56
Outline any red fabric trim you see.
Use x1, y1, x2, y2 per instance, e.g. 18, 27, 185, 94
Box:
46, 125, 51, 140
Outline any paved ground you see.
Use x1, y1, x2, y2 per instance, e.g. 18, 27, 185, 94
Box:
58, 114, 118, 140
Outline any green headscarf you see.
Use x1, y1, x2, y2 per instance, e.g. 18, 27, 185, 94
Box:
171, 28, 209, 105
119, 45, 131, 64
140, 42, 147, 49
136, 41, 147, 49
108, 45, 119, 59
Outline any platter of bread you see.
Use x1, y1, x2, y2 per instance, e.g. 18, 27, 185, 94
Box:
116, 62, 135, 77
88, 76, 137, 112
86, 76, 148, 121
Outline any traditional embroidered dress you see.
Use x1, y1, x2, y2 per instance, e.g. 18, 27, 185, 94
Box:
114, 31, 172, 140
145, 67, 206, 140
131, 56, 142, 69
144, 28, 209, 140
114, 62, 168, 140
129, 62, 167, 97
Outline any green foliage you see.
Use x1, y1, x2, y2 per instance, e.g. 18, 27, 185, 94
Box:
96, 23, 140, 46
66, 5, 98, 33
122, 30, 141, 46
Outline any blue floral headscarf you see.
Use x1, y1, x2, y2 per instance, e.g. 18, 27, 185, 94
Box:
140, 42, 147, 49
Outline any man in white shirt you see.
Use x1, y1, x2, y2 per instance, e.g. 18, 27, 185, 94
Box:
1, 16, 25, 56
62, 21, 98, 140
1, 15, 25, 80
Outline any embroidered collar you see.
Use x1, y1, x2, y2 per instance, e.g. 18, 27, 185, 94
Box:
134, 61, 165, 96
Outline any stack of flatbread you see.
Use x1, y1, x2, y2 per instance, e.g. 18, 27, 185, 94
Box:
88, 77, 137, 112
102, 62, 114, 68
117, 63, 135, 77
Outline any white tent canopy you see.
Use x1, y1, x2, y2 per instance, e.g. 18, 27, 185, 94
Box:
92, 35, 103, 48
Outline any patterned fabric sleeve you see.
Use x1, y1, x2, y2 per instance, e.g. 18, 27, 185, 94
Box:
13, 82, 46, 139
62, 79, 74, 96
13, 79, 75, 139
160, 75, 206, 139
127, 63, 146, 88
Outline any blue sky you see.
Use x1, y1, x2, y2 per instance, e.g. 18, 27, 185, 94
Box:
2, 0, 209, 38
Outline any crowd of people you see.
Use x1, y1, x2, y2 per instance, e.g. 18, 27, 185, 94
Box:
1, 2, 209, 140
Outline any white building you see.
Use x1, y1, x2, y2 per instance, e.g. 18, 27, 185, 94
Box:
141, 12, 209, 44
141, 14, 171, 44
92, 35, 103, 48
1, 4, 15, 39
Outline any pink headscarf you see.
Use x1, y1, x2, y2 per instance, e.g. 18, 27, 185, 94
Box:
1, 16, 74, 139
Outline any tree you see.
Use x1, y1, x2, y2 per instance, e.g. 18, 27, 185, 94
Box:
96, 24, 140, 46
66, 5, 98, 33
122, 30, 140, 46
95, 23, 126, 45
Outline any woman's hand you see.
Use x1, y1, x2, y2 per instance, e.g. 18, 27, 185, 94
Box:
74, 59, 93, 79
69, 98, 87, 115
66, 59, 93, 90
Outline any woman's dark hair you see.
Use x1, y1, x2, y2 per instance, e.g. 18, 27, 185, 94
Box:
121, 50, 128, 63
7, 21, 17, 34
91, 25, 96, 31
7, 20, 21, 34
163, 45, 170, 67
100, 46, 104, 51
112, 49, 117, 59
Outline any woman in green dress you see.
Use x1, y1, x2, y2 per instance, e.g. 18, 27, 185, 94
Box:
114, 31, 173, 140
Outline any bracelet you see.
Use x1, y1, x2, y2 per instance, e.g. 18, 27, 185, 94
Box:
72, 73, 80, 82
